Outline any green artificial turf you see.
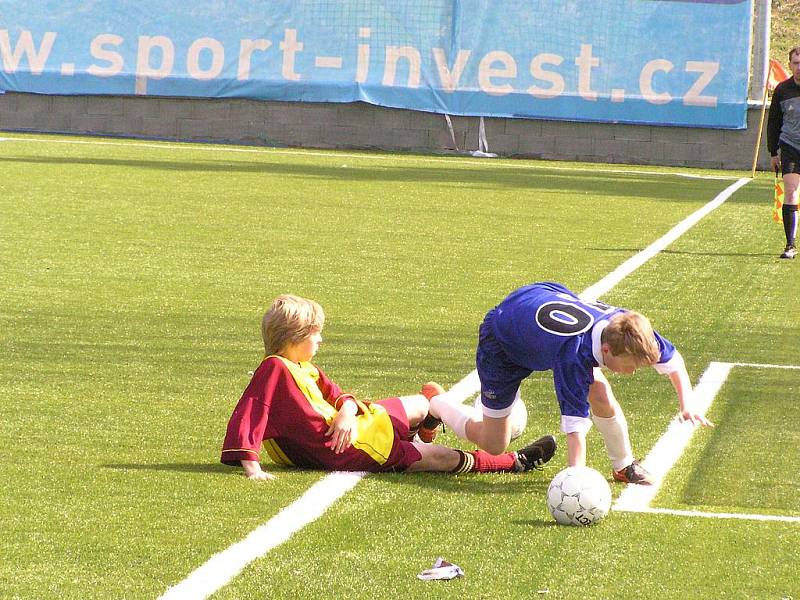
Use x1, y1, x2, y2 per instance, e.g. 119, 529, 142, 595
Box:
1, 134, 798, 599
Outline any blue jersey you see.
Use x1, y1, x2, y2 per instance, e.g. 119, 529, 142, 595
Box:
479, 282, 676, 424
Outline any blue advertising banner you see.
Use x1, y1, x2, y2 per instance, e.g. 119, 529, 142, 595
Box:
0, 0, 753, 128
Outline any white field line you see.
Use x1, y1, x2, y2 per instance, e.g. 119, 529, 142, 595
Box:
159, 165, 751, 597
640, 507, 800, 523
160, 373, 484, 599
613, 361, 733, 512
1, 134, 739, 180
729, 361, 800, 370
449, 176, 752, 396
614, 361, 800, 524
159, 472, 365, 600
580, 177, 751, 303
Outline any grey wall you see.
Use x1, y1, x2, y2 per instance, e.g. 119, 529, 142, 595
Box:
0, 91, 774, 171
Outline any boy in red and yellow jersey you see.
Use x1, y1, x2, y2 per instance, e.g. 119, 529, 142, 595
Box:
221, 294, 556, 479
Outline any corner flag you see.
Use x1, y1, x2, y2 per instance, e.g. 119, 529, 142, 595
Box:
768, 59, 790, 92
773, 169, 784, 223
752, 59, 792, 178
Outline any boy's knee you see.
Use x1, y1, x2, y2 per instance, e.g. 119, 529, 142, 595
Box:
588, 397, 619, 418
400, 394, 430, 424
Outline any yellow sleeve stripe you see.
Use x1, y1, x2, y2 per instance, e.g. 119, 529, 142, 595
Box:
334, 394, 357, 410
221, 448, 259, 455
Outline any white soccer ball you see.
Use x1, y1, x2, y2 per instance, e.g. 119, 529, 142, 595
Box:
473, 395, 528, 440
546, 466, 612, 526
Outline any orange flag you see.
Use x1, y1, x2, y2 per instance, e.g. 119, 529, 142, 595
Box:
773, 170, 784, 223
753, 61, 791, 179
768, 59, 790, 92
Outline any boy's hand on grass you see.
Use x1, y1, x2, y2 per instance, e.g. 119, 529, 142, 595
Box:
242, 459, 276, 481
678, 410, 714, 427
246, 470, 277, 481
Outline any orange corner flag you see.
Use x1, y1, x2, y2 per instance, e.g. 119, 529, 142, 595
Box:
773, 170, 784, 223
754, 60, 791, 179
768, 59, 790, 92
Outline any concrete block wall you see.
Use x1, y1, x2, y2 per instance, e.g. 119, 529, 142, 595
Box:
0, 91, 773, 171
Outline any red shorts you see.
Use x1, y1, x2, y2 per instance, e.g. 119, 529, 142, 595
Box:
372, 397, 423, 472
272, 397, 423, 473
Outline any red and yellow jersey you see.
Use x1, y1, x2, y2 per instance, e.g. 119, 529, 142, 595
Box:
220, 356, 410, 471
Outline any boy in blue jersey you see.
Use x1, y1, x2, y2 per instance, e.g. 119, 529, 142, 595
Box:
426, 282, 713, 485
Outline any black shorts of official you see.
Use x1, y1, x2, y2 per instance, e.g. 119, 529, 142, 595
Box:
780, 142, 800, 176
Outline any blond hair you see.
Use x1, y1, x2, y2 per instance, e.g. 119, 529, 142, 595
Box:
262, 294, 325, 356
602, 311, 661, 365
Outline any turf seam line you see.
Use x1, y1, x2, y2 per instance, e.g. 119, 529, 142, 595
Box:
1, 134, 740, 180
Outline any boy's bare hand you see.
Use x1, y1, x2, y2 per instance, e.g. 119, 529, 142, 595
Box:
241, 459, 276, 480
326, 411, 357, 454
678, 410, 714, 427
247, 470, 276, 481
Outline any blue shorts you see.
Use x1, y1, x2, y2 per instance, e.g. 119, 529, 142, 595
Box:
476, 310, 532, 415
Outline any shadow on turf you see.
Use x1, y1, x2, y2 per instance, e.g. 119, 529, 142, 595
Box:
588, 247, 775, 258
102, 463, 558, 501
509, 518, 560, 528
375, 470, 552, 496
104, 462, 240, 474
0, 154, 743, 202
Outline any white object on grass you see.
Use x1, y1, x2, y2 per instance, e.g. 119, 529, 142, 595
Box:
547, 466, 612, 526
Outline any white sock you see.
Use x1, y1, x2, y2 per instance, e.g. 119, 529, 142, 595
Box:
429, 394, 473, 440
592, 413, 633, 472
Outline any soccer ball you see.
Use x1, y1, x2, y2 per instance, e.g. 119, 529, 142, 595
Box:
546, 466, 612, 526
473, 395, 527, 440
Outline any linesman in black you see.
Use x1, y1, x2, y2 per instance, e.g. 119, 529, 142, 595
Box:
767, 47, 800, 259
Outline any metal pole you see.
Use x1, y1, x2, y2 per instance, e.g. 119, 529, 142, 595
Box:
749, 0, 772, 174
750, 0, 771, 101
